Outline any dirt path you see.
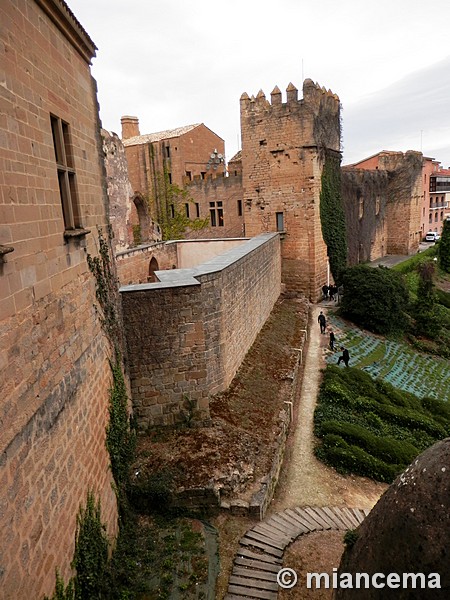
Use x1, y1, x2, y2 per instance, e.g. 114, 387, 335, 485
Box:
270, 303, 387, 514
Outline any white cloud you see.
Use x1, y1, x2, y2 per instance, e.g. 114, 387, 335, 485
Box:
69, 0, 450, 166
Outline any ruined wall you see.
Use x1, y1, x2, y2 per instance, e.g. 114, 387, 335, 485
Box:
102, 130, 133, 252
0, 1, 117, 597
120, 234, 281, 429
345, 151, 422, 257
240, 80, 341, 300
341, 168, 389, 264
382, 151, 422, 255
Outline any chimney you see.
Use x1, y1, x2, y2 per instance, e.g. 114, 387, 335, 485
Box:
121, 116, 140, 139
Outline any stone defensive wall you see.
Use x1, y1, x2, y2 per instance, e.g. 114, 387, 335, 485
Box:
120, 233, 281, 429
115, 238, 248, 285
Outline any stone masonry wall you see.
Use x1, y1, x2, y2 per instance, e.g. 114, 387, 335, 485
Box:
184, 172, 244, 239
383, 151, 422, 255
0, 1, 117, 597
120, 234, 281, 430
101, 129, 133, 252
116, 242, 178, 285
341, 168, 389, 264
240, 80, 341, 300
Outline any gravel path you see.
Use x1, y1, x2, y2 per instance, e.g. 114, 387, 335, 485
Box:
269, 303, 386, 514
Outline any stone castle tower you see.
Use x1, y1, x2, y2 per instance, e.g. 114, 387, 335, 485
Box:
240, 79, 341, 299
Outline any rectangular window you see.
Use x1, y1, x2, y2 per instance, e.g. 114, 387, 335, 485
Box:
168, 172, 172, 184
195, 203, 200, 218
276, 212, 284, 232
209, 201, 223, 227
170, 204, 175, 218
185, 171, 192, 180
201, 172, 206, 179
51, 115, 81, 230
165, 145, 170, 159
185, 203, 190, 218
237, 199, 243, 216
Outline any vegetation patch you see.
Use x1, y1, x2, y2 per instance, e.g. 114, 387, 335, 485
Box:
339, 264, 409, 335
314, 365, 450, 483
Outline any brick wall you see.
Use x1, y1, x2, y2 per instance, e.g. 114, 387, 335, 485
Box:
240, 80, 341, 300
0, 1, 117, 597
120, 234, 281, 430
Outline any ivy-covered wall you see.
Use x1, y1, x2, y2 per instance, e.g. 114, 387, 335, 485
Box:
320, 152, 348, 281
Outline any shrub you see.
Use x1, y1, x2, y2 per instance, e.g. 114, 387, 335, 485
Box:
340, 265, 410, 335
314, 366, 450, 483
319, 421, 418, 465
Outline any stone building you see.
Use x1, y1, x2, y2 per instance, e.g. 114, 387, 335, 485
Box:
0, 1, 118, 597
342, 150, 423, 263
240, 80, 341, 298
120, 118, 246, 239
422, 157, 450, 238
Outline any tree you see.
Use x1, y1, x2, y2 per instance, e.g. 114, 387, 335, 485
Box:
150, 170, 209, 240
340, 264, 409, 335
438, 218, 450, 273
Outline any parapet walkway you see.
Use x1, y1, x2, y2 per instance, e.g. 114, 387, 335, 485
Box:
224, 505, 369, 599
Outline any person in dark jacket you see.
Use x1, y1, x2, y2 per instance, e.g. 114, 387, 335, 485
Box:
338, 346, 350, 367
329, 330, 336, 351
318, 311, 326, 334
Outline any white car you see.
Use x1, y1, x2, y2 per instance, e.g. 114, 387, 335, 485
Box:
425, 232, 440, 242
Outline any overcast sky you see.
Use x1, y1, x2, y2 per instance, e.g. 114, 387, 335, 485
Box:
68, 0, 450, 168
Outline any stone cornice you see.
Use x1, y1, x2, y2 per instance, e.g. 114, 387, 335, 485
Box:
34, 0, 97, 64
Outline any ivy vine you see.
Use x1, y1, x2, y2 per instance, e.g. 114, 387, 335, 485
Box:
86, 227, 121, 345
44, 493, 109, 600
320, 152, 348, 283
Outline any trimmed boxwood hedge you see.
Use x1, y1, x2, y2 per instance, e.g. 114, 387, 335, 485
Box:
314, 365, 450, 482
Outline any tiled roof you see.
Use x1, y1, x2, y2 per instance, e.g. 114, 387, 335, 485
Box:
123, 124, 201, 146
228, 150, 242, 162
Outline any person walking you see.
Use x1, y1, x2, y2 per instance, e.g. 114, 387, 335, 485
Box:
322, 284, 329, 301
337, 346, 350, 367
318, 311, 326, 334
329, 330, 335, 351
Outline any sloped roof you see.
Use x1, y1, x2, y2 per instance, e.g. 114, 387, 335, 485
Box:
123, 123, 202, 147
228, 150, 242, 163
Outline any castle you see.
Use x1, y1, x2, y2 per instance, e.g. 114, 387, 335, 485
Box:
0, 0, 424, 596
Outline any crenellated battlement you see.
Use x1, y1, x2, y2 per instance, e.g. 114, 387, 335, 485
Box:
240, 79, 340, 112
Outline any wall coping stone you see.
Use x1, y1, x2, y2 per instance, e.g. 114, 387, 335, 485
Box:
119, 233, 279, 293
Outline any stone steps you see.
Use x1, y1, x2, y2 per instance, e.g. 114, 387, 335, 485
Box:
225, 505, 370, 599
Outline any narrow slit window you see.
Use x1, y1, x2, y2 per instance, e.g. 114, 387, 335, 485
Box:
276, 212, 284, 232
